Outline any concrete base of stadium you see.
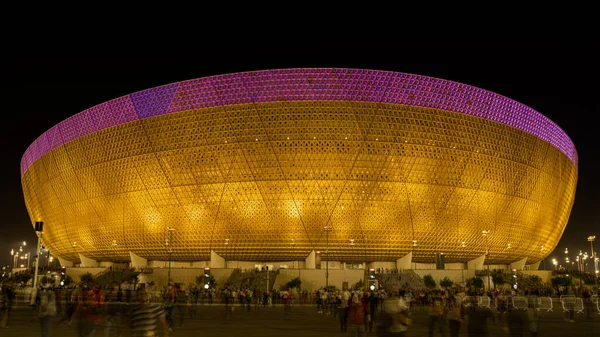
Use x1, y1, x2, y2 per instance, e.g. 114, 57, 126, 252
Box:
45, 249, 552, 291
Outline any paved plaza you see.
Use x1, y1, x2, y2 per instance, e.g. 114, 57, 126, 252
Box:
2, 301, 599, 337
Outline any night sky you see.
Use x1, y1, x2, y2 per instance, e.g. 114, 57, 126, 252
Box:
2, 41, 598, 271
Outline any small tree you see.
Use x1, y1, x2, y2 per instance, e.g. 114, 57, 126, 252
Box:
63, 275, 73, 287
352, 279, 365, 290
551, 276, 571, 287
423, 274, 436, 289
491, 272, 506, 289
80, 272, 94, 285
324, 285, 338, 292
285, 277, 302, 290
196, 274, 217, 289
439, 276, 454, 289
13, 272, 31, 285
466, 276, 484, 290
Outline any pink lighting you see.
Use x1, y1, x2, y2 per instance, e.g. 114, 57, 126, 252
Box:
21, 68, 577, 176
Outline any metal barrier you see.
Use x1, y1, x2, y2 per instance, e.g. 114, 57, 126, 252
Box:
538, 297, 553, 312
511, 296, 529, 310
592, 295, 600, 315
574, 297, 584, 314
560, 295, 576, 312
478, 296, 491, 308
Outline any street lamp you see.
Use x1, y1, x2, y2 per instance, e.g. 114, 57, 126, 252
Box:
224, 239, 229, 268
552, 259, 558, 271
12, 251, 19, 269
588, 236, 597, 285
31, 221, 44, 305
166, 227, 175, 284
482, 230, 491, 290
291, 239, 296, 269
323, 225, 332, 289
541, 246, 547, 270
111, 240, 118, 261
23, 241, 31, 269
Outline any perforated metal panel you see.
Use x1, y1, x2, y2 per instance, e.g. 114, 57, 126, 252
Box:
20, 69, 577, 264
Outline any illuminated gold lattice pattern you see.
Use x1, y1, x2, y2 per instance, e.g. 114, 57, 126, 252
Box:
21, 101, 576, 264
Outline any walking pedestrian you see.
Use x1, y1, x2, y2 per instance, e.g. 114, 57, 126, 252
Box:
37, 279, 57, 337
127, 289, 169, 337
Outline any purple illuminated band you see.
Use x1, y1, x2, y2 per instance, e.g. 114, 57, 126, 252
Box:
21, 68, 577, 176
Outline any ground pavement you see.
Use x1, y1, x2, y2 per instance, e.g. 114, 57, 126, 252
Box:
2, 301, 598, 336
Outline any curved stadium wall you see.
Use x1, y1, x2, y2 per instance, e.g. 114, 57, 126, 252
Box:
20, 68, 577, 266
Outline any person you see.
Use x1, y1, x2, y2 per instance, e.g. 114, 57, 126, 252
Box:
368, 290, 379, 333
175, 285, 186, 328
1, 283, 15, 329
163, 284, 176, 331
127, 289, 169, 337
377, 287, 411, 336
223, 287, 233, 319
466, 296, 493, 337
75, 284, 105, 337
116, 288, 123, 303
582, 287, 593, 320
495, 291, 508, 322
348, 292, 369, 336
505, 305, 529, 337
37, 279, 57, 337
446, 296, 464, 337
57, 286, 74, 326
428, 290, 446, 336
282, 289, 292, 319
336, 294, 348, 332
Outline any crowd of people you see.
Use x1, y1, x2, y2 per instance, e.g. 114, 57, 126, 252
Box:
308, 284, 599, 336
1, 274, 598, 337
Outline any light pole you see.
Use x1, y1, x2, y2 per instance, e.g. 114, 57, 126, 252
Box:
112, 240, 118, 263
45, 248, 51, 268
31, 221, 44, 305
13, 251, 19, 269
323, 225, 332, 289
588, 235, 597, 285
552, 259, 558, 271
166, 227, 175, 284
224, 239, 229, 268
350, 239, 356, 269
482, 230, 490, 290
291, 239, 296, 269
24, 241, 31, 269
541, 246, 547, 270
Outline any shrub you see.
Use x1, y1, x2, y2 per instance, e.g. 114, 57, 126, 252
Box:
491, 272, 506, 289
439, 276, 453, 289
466, 276, 483, 289
80, 272, 94, 285
285, 277, 302, 289
423, 274, 436, 289
352, 279, 365, 290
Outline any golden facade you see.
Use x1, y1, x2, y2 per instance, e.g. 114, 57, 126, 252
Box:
21, 68, 577, 264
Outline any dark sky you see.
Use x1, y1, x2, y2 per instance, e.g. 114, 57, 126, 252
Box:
2, 40, 598, 270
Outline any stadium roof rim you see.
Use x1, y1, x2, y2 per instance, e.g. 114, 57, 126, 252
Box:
21, 67, 577, 176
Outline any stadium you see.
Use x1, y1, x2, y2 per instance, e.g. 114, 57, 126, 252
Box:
21, 68, 577, 275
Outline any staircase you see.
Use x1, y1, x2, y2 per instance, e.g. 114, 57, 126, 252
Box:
375, 270, 424, 292
400, 270, 425, 289
225, 269, 278, 293
94, 270, 140, 288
